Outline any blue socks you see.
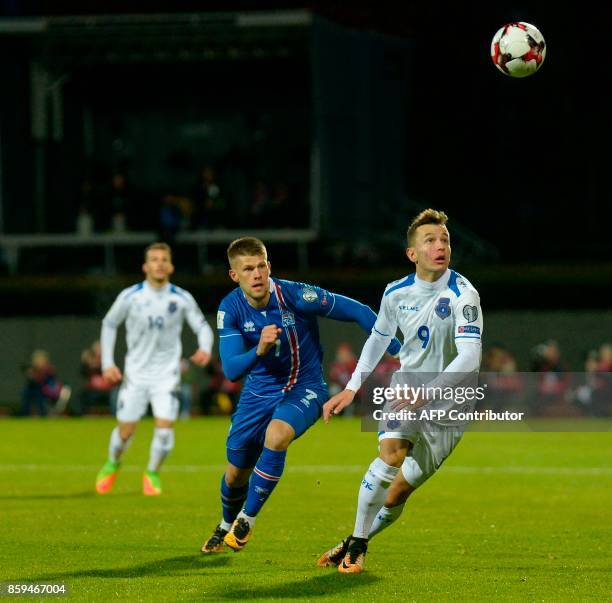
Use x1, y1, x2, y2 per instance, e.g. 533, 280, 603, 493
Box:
220, 475, 248, 528
243, 447, 287, 518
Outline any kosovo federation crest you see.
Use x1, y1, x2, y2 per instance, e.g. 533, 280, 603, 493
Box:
435, 297, 451, 320
168, 301, 178, 314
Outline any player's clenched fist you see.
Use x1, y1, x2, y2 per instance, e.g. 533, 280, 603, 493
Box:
256, 325, 283, 357
190, 349, 211, 367
323, 389, 356, 423
103, 365, 123, 385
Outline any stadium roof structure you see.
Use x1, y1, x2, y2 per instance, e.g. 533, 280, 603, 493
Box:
0, 10, 312, 69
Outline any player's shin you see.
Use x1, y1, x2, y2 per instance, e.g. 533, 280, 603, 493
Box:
368, 504, 406, 538
147, 427, 174, 472
240, 447, 287, 526
220, 475, 248, 531
353, 458, 399, 539
109, 426, 133, 462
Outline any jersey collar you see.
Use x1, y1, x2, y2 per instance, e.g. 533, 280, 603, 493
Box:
414, 268, 451, 292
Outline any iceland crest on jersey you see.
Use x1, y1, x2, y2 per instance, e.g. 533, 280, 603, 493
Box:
281, 311, 296, 327
167, 301, 178, 314
435, 297, 451, 320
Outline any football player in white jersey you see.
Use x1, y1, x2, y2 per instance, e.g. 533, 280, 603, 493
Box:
317, 209, 483, 573
95, 243, 213, 495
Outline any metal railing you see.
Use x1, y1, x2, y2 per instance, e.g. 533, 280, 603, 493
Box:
0, 229, 317, 275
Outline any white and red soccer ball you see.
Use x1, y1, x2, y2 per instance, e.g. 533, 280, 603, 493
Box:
491, 22, 546, 78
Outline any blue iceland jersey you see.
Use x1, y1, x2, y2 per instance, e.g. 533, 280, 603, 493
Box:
217, 278, 334, 395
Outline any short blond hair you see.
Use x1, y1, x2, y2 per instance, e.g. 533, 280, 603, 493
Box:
227, 237, 267, 265
407, 209, 449, 246
144, 242, 172, 261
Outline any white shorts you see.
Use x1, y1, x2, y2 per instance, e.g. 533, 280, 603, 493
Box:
378, 424, 463, 488
115, 377, 180, 423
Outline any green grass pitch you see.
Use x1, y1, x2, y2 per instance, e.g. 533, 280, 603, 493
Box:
0, 418, 610, 601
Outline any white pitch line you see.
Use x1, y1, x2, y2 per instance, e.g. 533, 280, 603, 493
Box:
0, 464, 610, 475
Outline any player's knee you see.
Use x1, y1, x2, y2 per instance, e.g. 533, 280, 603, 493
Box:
153, 427, 174, 452
379, 449, 406, 468
118, 422, 137, 440
264, 420, 295, 450
379, 439, 409, 468
225, 465, 251, 488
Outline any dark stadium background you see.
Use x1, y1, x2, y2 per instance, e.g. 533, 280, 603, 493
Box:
0, 1, 610, 409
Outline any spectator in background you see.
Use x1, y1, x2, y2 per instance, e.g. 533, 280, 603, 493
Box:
75, 203, 94, 236
159, 193, 191, 244
109, 172, 130, 232
193, 166, 227, 229
200, 358, 241, 415
77, 175, 104, 233
249, 180, 270, 228
179, 357, 199, 420
19, 350, 69, 417
268, 181, 292, 228
573, 345, 611, 416
597, 343, 612, 372
372, 352, 401, 384
531, 339, 573, 416
482, 344, 524, 411
328, 342, 358, 398
74, 340, 114, 416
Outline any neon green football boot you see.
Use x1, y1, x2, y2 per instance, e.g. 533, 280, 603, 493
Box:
143, 470, 162, 496
95, 460, 120, 494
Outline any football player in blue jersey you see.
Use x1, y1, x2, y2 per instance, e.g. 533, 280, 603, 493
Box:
200, 236, 401, 553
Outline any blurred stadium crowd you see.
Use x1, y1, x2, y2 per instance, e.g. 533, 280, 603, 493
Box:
76, 165, 304, 242
12, 339, 612, 419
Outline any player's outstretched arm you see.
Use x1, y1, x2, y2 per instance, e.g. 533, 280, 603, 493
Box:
185, 293, 214, 361
315, 293, 401, 355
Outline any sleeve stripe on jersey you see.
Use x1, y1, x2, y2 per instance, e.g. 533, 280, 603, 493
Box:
220, 333, 242, 338
124, 282, 144, 299
448, 270, 461, 297
455, 335, 481, 339
374, 327, 390, 337
323, 293, 336, 317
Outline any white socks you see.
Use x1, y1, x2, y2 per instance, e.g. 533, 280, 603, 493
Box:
353, 457, 399, 539
108, 426, 133, 463
236, 510, 257, 529
368, 504, 406, 538
147, 427, 174, 472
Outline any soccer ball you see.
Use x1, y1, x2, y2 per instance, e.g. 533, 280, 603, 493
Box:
490, 22, 546, 78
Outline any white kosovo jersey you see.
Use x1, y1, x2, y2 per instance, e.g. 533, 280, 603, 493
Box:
102, 281, 212, 383
375, 269, 483, 373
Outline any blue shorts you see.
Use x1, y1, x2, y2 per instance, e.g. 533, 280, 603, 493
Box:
226, 382, 328, 469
